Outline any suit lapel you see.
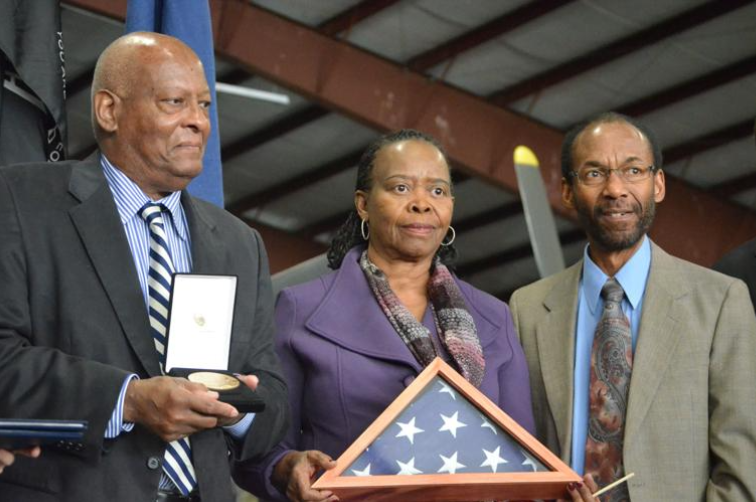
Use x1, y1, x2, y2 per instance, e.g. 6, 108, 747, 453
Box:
68, 157, 160, 377
182, 193, 222, 274
306, 250, 422, 372
624, 243, 685, 443
537, 262, 582, 457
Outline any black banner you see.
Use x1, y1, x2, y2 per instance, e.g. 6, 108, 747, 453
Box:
0, 0, 66, 165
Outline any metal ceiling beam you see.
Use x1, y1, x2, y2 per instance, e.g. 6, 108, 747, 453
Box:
223, 1, 574, 192
219, 1, 402, 163
62, 0, 756, 266
664, 119, 754, 165
208, 5, 565, 196
406, 0, 575, 72
222, 1, 571, 187
456, 228, 585, 277
226, 148, 363, 215
453, 201, 523, 233
217, 67, 250, 85
318, 0, 402, 37
710, 169, 756, 199
618, 54, 756, 117
221, 105, 329, 162
300, 210, 351, 239
489, 0, 755, 106
219, 104, 321, 163
246, 220, 328, 274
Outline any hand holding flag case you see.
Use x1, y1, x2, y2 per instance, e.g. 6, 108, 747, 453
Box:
313, 358, 580, 501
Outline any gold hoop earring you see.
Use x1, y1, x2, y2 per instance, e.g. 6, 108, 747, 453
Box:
441, 226, 455, 246
361, 219, 370, 241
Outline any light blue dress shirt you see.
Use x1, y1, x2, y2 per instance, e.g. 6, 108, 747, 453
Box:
570, 236, 651, 474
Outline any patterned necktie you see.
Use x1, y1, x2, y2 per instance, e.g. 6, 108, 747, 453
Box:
584, 278, 632, 502
140, 203, 197, 495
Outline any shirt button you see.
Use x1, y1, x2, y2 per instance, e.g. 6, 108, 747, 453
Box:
147, 456, 161, 470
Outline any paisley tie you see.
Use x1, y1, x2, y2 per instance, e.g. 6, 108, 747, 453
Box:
584, 278, 632, 502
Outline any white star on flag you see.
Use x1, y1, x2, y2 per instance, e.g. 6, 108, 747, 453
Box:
480, 446, 508, 473
480, 415, 497, 435
521, 451, 539, 472
396, 457, 423, 475
395, 416, 424, 445
351, 464, 372, 476
438, 452, 466, 474
439, 411, 467, 438
438, 380, 457, 400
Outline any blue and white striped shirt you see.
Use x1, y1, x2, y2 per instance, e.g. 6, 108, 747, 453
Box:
100, 155, 253, 445
102, 156, 193, 301
101, 155, 192, 439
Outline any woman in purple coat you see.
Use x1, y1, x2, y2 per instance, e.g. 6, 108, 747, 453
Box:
234, 130, 535, 501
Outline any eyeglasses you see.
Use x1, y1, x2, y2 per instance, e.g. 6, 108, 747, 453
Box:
568, 165, 658, 186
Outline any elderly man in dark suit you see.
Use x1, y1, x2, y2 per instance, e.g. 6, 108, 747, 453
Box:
0, 33, 288, 502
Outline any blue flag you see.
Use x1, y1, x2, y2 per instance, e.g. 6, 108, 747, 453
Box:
126, 0, 224, 207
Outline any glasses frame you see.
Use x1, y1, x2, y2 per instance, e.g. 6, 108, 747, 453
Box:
567, 165, 659, 186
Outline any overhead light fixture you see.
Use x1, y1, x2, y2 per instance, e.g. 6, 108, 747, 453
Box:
215, 82, 290, 105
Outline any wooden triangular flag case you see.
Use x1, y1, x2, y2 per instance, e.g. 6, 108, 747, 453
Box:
313, 358, 580, 501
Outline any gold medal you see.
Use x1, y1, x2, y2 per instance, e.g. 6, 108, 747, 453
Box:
188, 371, 240, 391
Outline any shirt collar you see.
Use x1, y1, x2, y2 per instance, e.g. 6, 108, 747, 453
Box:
582, 235, 651, 315
100, 155, 188, 241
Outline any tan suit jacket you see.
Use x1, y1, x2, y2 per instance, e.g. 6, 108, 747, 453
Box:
510, 242, 756, 501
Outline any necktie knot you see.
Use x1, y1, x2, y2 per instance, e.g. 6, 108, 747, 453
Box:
139, 202, 167, 225
601, 278, 625, 305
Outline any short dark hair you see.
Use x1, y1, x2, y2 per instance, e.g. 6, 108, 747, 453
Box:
561, 112, 663, 182
326, 129, 458, 269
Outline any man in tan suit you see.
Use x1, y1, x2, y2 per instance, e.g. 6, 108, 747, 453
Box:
510, 112, 756, 501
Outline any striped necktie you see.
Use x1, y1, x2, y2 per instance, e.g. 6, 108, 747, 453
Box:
140, 203, 198, 496
584, 278, 632, 502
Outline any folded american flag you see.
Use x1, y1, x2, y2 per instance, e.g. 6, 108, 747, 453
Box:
344, 376, 546, 477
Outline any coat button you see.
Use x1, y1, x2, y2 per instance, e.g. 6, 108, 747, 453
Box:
403, 375, 415, 387
147, 456, 161, 470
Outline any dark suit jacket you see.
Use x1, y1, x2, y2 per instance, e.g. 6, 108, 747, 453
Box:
0, 156, 288, 502
235, 246, 535, 500
714, 237, 756, 310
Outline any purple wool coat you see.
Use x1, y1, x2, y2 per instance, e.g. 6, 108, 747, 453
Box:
234, 247, 535, 500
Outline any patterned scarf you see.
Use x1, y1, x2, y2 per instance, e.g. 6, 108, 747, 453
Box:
359, 251, 485, 387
